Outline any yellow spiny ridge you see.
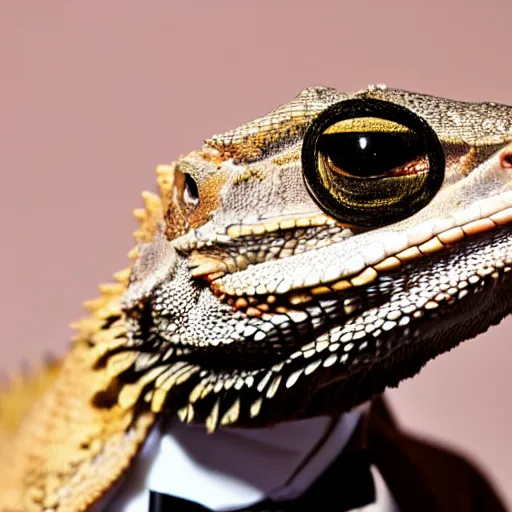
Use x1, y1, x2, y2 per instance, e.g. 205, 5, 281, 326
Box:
0, 164, 172, 511
72, 166, 167, 343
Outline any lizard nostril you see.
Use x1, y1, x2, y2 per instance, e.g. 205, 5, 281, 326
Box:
500, 152, 512, 169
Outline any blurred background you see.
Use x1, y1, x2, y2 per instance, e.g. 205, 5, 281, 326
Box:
1, 0, 511, 506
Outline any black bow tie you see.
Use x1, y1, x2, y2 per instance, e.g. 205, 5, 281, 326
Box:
149, 448, 376, 512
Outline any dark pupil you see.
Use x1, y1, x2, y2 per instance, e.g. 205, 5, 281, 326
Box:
184, 173, 199, 201
318, 131, 424, 178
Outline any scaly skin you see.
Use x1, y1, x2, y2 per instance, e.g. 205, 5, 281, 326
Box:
1, 85, 512, 511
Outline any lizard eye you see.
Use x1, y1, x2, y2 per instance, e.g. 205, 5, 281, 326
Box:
302, 99, 445, 228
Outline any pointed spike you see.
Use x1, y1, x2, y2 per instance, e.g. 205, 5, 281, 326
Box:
304, 359, 322, 375
154, 367, 177, 388
83, 297, 107, 313
177, 406, 188, 422
220, 398, 241, 427
151, 388, 167, 413
69, 320, 82, 330
156, 163, 176, 210
250, 397, 263, 418
175, 366, 199, 386
113, 268, 131, 284
185, 404, 194, 423
132, 208, 146, 221
205, 399, 220, 433
189, 256, 227, 277
141, 190, 161, 207
155, 362, 188, 391
189, 380, 206, 403
256, 371, 273, 393
98, 282, 124, 295
266, 375, 282, 399
106, 352, 136, 379
128, 246, 140, 259
201, 381, 214, 399
118, 367, 164, 410
285, 369, 303, 389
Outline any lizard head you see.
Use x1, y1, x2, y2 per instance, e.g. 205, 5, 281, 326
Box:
120, 85, 512, 431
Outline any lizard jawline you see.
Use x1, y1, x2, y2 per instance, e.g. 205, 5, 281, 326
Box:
112, 227, 512, 431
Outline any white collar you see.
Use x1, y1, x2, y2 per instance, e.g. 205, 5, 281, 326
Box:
111, 403, 397, 512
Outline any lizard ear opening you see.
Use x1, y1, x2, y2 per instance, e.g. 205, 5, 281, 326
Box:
302, 98, 445, 228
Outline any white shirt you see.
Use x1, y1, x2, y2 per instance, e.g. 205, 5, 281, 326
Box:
110, 406, 399, 512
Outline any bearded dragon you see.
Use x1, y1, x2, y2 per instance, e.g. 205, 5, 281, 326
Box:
1, 84, 512, 511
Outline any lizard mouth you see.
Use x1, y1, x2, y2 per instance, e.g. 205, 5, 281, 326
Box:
208, 200, 512, 300
111, 205, 512, 432
218, 205, 512, 316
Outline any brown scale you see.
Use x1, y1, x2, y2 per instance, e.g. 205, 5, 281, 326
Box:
226, 294, 294, 318
206, 86, 347, 162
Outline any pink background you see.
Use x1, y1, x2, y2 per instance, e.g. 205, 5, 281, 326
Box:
1, 0, 511, 506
